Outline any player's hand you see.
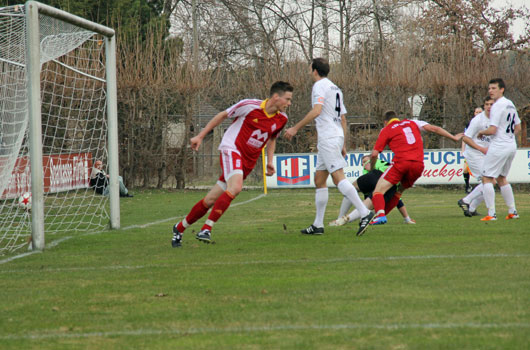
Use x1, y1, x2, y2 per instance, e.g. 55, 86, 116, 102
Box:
190, 135, 202, 151
265, 164, 275, 176
453, 133, 464, 141
342, 146, 347, 158
480, 146, 488, 155
284, 127, 297, 141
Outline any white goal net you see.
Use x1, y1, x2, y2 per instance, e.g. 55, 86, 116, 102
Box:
0, 3, 117, 254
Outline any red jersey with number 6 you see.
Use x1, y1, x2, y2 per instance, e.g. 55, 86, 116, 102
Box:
374, 119, 429, 163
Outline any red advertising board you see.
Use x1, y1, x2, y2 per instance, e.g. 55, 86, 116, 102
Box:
1, 152, 93, 199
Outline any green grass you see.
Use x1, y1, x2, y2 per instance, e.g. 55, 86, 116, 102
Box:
0, 187, 529, 349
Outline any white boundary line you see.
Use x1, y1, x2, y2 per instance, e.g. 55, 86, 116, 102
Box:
1, 322, 529, 340
0, 194, 266, 265
1, 253, 528, 274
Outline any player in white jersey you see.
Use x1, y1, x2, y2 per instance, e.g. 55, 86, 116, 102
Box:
457, 97, 493, 217
462, 106, 483, 193
284, 58, 373, 236
476, 78, 521, 221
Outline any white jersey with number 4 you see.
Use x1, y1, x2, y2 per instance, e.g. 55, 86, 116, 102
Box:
312, 78, 347, 141
488, 96, 520, 151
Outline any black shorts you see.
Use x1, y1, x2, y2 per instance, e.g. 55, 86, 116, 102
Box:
357, 170, 403, 208
357, 170, 383, 196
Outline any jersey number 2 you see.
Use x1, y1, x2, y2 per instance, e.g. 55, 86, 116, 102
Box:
506, 113, 516, 134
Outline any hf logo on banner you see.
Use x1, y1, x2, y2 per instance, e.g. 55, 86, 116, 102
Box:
276, 156, 310, 186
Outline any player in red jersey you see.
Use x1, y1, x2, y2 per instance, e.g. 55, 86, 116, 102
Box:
357, 110, 462, 234
171, 81, 294, 247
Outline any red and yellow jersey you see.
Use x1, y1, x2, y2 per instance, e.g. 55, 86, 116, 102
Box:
219, 99, 288, 167
374, 119, 428, 163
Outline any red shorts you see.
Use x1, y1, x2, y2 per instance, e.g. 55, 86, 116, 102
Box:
218, 149, 256, 183
381, 160, 424, 189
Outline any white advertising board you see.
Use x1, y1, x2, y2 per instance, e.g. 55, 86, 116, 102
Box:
266, 148, 530, 188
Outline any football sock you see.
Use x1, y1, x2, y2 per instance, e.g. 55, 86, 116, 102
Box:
464, 172, 470, 187
500, 184, 516, 214
337, 179, 369, 217
313, 187, 328, 228
463, 183, 483, 204
347, 209, 362, 223
338, 196, 353, 218
384, 192, 402, 214
201, 190, 234, 231
483, 182, 496, 217
372, 192, 385, 217
469, 195, 483, 212
177, 199, 210, 232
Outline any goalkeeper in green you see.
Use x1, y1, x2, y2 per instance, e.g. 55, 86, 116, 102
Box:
329, 155, 415, 226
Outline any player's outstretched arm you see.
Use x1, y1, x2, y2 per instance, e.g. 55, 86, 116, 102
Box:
284, 104, 322, 141
423, 124, 462, 142
477, 125, 497, 138
463, 136, 488, 154
190, 110, 228, 151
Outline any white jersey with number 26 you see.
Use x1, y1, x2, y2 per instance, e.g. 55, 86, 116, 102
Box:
489, 96, 520, 151
312, 78, 347, 141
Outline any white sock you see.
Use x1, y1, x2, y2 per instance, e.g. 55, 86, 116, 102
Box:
469, 195, 483, 212
347, 209, 362, 223
483, 182, 496, 217
500, 184, 516, 214
313, 188, 328, 228
338, 197, 352, 218
464, 183, 483, 204
337, 179, 369, 217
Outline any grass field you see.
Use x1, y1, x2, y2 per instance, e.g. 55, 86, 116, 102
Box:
0, 187, 529, 349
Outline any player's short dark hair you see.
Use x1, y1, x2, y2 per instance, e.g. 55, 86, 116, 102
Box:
311, 58, 330, 77
483, 96, 494, 105
489, 78, 505, 90
383, 110, 398, 121
270, 81, 294, 96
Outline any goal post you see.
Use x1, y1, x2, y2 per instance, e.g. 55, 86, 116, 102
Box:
26, 1, 120, 250
0, 1, 119, 254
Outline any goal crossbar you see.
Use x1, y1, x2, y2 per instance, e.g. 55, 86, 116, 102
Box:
29, 1, 115, 38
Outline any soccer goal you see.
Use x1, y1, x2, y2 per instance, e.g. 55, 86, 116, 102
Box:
0, 1, 120, 254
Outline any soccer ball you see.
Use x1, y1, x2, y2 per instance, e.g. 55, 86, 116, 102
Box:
18, 192, 32, 211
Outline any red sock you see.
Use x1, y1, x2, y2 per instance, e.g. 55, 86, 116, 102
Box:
177, 199, 210, 232
385, 193, 402, 214
372, 192, 385, 216
202, 191, 235, 231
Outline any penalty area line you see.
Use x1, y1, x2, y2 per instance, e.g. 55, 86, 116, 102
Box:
0, 193, 267, 265
1, 322, 529, 340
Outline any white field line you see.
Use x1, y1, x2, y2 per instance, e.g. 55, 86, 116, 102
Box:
1, 322, 529, 340
0, 194, 266, 265
1, 253, 528, 274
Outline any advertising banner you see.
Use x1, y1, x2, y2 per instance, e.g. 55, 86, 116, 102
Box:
1, 152, 92, 199
267, 148, 530, 188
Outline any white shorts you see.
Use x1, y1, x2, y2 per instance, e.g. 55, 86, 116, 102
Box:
465, 155, 485, 181
315, 137, 347, 173
481, 147, 516, 178
219, 149, 244, 182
